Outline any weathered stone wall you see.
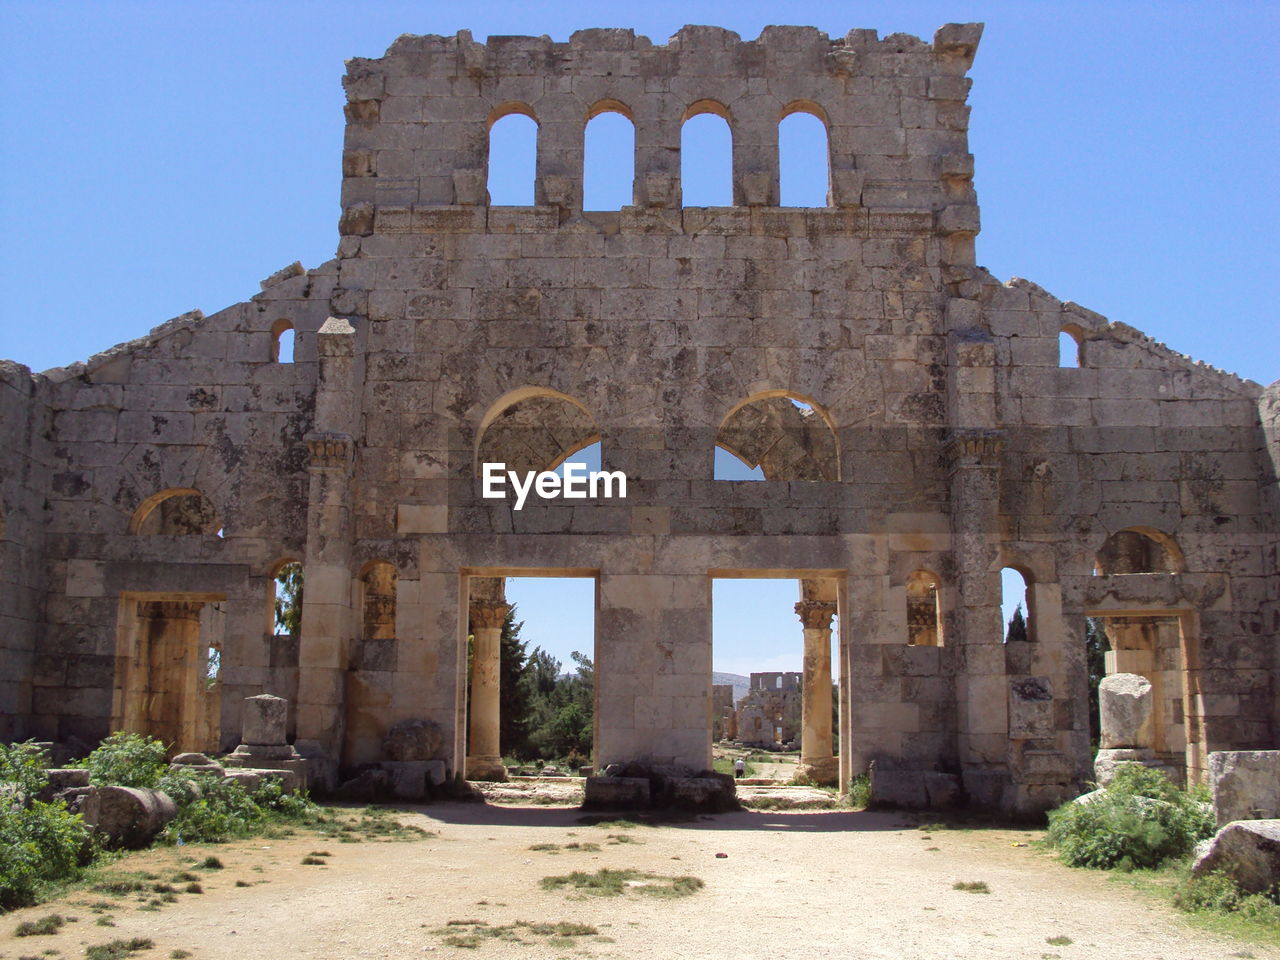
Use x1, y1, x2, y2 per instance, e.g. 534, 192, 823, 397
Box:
0, 362, 53, 741
0, 22, 1275, 813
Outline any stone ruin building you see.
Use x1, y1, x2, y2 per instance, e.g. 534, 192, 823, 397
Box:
1, 22, 1277, 815
735, 672, 803, 750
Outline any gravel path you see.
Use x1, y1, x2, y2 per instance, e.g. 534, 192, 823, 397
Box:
2, 803, 1270, 960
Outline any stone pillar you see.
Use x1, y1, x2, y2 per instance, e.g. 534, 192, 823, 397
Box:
466, 589, 509, 781
295, 317, 360, 786
945, 429, 1010, 808
796, 596, 838, 785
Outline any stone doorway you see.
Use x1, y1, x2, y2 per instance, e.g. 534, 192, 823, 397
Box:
460, 570, 599, 781
710, 573, 843, 786
111, 592, 225, 755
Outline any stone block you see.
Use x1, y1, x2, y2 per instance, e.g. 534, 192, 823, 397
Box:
241, 694, 289, 746
36, 767, 90, 802
583, 776, 650, 808
1098, 673, 1154, 749
664, 776, 737, 812
1208, 751, 1280, 827
384, 718, 444, 761
1192, 820, 1280, 895
382, 760, 429, 800
870, 767, 925, 808
1093, 748, 1168, 787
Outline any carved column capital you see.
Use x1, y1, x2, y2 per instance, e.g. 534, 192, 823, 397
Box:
469, 600, 511, 631
305, 431, 355, 471
794, 600, 837, 631
942, 429, 1004, 474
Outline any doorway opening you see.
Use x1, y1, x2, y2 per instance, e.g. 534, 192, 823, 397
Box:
462, 572, 597, 782
710, 574, 841, 786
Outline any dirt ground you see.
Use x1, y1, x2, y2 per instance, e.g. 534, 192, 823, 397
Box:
2, 802, 1272, 960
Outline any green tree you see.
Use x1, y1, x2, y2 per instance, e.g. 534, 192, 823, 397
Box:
1005, 604, 1028, 643
274, 562, 303, 635
1086, 617, 1111, 745
498, 605, 532, 758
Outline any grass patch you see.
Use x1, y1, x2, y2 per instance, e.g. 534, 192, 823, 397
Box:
312, 806, 433, 843
540, 868, 703, 899
15, 914, 66, 936
171, 952, 193, 959
1046, 936, 1073, 946
96, 917, 116, 927
429, 919, 599, 949
198, 856, 223, 870
300, 856, 327, 866
952, 881, 991, 894
85, 939, 154, 960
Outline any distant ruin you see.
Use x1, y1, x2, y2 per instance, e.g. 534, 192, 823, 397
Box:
1, 22, 1277, 814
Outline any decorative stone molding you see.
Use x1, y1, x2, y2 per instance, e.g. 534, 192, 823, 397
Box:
942, 429, 1004, 473
305, 431, 355, 470
138, 600, 204, 621
794, 599, 837, 631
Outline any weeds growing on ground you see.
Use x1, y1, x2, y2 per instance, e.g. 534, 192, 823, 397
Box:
540, 868, 703, 898
84, 938, 154, 960
952, 881, 991, 894
14, 914, 66, 936
429, 918, 602, 950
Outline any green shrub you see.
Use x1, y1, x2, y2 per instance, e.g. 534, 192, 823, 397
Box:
0, 742, 93, 909
848, 773, 871, 809
80, 733, 168, 789
1174, 871, 1280, 920
1046, 765, 1214, 870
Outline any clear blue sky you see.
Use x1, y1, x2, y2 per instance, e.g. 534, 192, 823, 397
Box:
3, 1, 1274, 673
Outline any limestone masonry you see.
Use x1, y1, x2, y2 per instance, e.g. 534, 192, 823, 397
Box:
2, 23, 1277, 814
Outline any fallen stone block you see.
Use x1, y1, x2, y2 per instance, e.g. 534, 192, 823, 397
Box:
334, 767, 391, 803
90, 786, 177, 849
1093, 748, 1169, 787
583, 776, 650, 809
1192, 819, 1280, 895
1208, 751, 1280, 827
36, 768, 90, 802
381, 760, 429, 800
665, 776, 737, 812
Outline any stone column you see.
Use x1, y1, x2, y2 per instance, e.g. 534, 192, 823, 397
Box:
466, 594, 509, 781
294, 317, 360, 787
945, 429, 1010, 807
796, 597, 838, 785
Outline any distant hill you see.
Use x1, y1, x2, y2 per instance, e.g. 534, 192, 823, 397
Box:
712, 671, 750, 705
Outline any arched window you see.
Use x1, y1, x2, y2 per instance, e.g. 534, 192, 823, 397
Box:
1095, 528, 1182, 575
906, 570, 942, 646
715, 394, 839, 481
487, 107, 538, 206
779, 106, 829, 207
475, 387, 600, 477
130, 489, 219, 535
272, 319, 295, 363
361, 561, 398, 641
1001, 566, 1033, 643
584, 103, 635, 210
681, 102, 732, 207
1059, 325, 1082, 368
